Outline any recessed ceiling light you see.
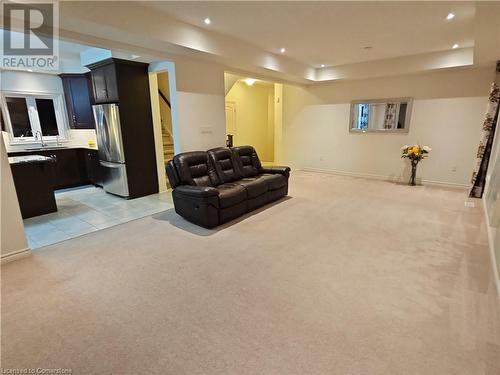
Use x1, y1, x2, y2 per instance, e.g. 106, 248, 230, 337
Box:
244, 78, 256, 86
280, 47, 286, 53
452, 43, 459, 49
446, 13, 455, 20
320, 64, 325, 68
204, 17, 211, 25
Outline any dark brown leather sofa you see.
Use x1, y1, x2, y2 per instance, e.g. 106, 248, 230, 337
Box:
166, 145, 291, 228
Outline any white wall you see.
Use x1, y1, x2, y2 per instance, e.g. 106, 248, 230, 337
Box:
0, 138, 29, 262
1, 70, 64, 93
150, 58, 226, 153
175, 58, 226, 152
282, 67, 494, 186
176, 92, 225, 152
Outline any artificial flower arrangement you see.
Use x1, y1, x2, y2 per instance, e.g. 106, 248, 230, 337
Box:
401, 145, 431, 161
401, 145, 432, 185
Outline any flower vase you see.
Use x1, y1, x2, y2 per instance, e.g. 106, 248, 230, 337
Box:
409, 160, 418, 186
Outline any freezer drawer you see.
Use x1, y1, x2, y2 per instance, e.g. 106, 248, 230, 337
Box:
100, 160, 129, 197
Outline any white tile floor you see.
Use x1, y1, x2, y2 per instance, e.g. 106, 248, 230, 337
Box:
24, 185, 174, 249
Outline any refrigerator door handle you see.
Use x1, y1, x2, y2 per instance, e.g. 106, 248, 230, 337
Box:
93, 105, 111, 162
93, 104, 126, 164
103, 104, 126, 163
101, 108, 113, 160
100, 160, 124, 168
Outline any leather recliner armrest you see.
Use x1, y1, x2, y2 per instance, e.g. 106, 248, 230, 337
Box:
260, 166, 291, 178
174, 185, 220, 198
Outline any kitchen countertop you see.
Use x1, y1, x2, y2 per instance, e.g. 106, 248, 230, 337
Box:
8, 146, 98, 154
8, 155, 55, 165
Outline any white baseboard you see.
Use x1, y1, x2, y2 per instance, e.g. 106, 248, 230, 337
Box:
1, 247, 32, 264
482, 200, 500, 299
299, 167, 469, 189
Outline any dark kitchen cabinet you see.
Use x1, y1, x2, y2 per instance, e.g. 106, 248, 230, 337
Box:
60, 73, 95, 129
84, 149, 103, 186
38, 149, 88, 189
9, 148, 88, 189
10, 159, 58, 219
89, 63, 119, 103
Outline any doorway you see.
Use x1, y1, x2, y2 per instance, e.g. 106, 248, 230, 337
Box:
224, 74, 282, 164
157, 72, 175, 164
148, 61, 179, 191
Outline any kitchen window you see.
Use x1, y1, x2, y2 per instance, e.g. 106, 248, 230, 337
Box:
0, 92, 68, 144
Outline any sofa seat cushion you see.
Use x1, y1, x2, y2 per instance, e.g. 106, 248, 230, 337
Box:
259, 174, 287, 190
236, 177, 268, 198
216, 183, 247, 208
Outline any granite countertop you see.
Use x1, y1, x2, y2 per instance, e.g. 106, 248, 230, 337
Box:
8, 146, 98, 154
8, 155, 55, 165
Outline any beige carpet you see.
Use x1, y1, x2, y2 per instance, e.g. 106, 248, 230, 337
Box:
1, 171, 499, 374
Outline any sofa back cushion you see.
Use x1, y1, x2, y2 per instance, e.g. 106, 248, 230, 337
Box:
231, 145, 262, 177
208, 147, 242, 184
173, 151, 219, 187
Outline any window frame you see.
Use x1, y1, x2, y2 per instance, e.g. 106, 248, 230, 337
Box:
349, 97, 413, 134
0, 90, 69, 145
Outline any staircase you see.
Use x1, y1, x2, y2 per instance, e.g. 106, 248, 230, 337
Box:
158, 87, 174, 163
156, 73, 175, 189
162, 127, 174, 162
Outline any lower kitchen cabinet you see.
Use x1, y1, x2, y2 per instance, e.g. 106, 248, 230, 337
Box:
84, 149, 103, 187
8, 148, 101, 190
10, 159, 58, 219
44, 148, 88, 189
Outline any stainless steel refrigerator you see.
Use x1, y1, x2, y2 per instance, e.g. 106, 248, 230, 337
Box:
92, 103, 129, 197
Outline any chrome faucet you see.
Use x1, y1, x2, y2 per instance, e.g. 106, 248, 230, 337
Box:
34, 131, 47, 147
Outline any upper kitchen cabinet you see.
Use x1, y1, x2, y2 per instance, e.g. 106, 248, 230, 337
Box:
60, 73, 95, 129
87, 58, 157, 105
89, 62, 119, 103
